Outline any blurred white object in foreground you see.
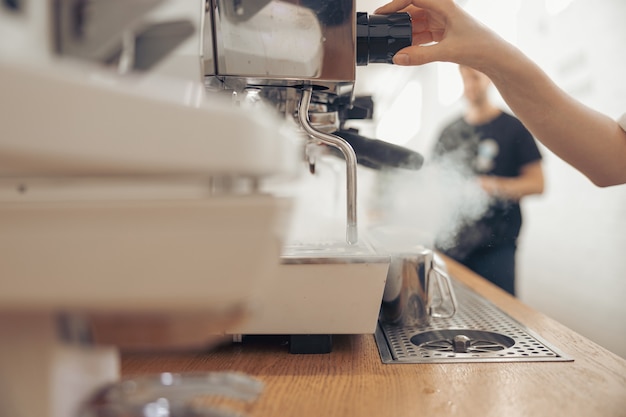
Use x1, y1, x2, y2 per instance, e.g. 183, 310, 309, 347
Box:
0, 1, 299, 416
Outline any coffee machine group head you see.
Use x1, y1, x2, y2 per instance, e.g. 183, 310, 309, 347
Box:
202, 0, 411, 94
201, 0, 413, 244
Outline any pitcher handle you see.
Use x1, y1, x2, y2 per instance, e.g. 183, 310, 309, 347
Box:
429, 264, 457, 319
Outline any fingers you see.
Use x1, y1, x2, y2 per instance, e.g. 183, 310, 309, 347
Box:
413, 31, 435, 45
393, 43, 442, 66
412, 17, 430, 34
376, 0, 455, 67
376, 0, 450, 15
374, 0, 413, 14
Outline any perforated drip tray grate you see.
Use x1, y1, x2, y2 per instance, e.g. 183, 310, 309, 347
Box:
375, 280, 572, 363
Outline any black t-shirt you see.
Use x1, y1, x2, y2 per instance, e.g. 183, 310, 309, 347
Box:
433, 112, 542, 261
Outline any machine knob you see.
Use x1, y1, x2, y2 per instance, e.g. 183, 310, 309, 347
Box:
356, 12, 412, 65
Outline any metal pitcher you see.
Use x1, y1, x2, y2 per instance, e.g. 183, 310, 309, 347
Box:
380, 247, 457, 327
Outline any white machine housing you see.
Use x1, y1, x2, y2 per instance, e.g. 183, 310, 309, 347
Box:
0, 1, 300, 417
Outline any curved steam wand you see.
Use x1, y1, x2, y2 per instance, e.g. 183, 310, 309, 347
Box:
298, 86, 358, 245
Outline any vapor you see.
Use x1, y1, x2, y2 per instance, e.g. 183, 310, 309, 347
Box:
366, 157, 491, 253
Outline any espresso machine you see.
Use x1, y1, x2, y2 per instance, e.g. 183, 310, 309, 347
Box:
199, 0, 419, 352
0, 0, 414, 415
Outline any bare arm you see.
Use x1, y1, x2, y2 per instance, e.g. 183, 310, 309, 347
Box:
375, 0, 626, 187
479, 160, 545, 201
477, 43, 626, 188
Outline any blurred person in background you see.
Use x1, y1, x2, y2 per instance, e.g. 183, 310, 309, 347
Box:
432, 65, 544, 296
375, 0, 626, 187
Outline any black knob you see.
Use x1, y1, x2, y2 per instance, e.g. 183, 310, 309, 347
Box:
356, 12, 412, 66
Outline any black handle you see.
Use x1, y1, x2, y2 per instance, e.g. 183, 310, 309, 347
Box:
332, 129, 424, 171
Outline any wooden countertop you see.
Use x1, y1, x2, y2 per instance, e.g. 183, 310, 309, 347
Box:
121, 260, 626, 417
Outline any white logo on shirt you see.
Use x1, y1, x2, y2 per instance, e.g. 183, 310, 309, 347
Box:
475, 138, 499, 172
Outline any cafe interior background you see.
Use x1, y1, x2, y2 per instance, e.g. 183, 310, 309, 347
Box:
350, 0, 626, 358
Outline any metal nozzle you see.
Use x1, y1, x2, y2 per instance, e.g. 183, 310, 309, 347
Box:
298, 87, 358, 245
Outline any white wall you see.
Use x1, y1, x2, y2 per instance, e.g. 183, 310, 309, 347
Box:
515, 0, 626, 359
355, 0, 626, 358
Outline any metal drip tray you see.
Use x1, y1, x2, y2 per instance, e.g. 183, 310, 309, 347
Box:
375, 280, 572, 363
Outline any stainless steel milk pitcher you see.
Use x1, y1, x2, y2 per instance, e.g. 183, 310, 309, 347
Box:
380, 247, 457, 326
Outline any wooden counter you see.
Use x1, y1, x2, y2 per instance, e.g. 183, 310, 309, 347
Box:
121, 260, 626, 417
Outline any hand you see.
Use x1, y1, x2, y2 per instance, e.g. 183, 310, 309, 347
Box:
477, 161, 545, 201
374, 0, 507, 71
478, 175, 501, 197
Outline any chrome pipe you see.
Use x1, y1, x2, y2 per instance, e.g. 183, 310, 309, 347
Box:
298, 87, 358, 244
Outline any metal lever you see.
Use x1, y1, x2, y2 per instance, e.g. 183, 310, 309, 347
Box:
298, 86, 358, 244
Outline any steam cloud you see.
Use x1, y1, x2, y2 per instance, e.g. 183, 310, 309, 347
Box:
281, 154, 491, 254
283, 157, 352, 245
366, 157, 491, 253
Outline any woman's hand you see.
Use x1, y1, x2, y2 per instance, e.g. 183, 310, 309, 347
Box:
375, 0, 506, 72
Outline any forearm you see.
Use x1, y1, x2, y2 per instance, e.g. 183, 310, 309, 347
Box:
481, 175, 544, 202
477, 42, 626, 187
479, 161, 545, 201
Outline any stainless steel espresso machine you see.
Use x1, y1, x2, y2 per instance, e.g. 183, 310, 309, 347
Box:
199, 0, 419, 352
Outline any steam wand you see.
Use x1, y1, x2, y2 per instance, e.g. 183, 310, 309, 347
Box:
298, 86, 358, 245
